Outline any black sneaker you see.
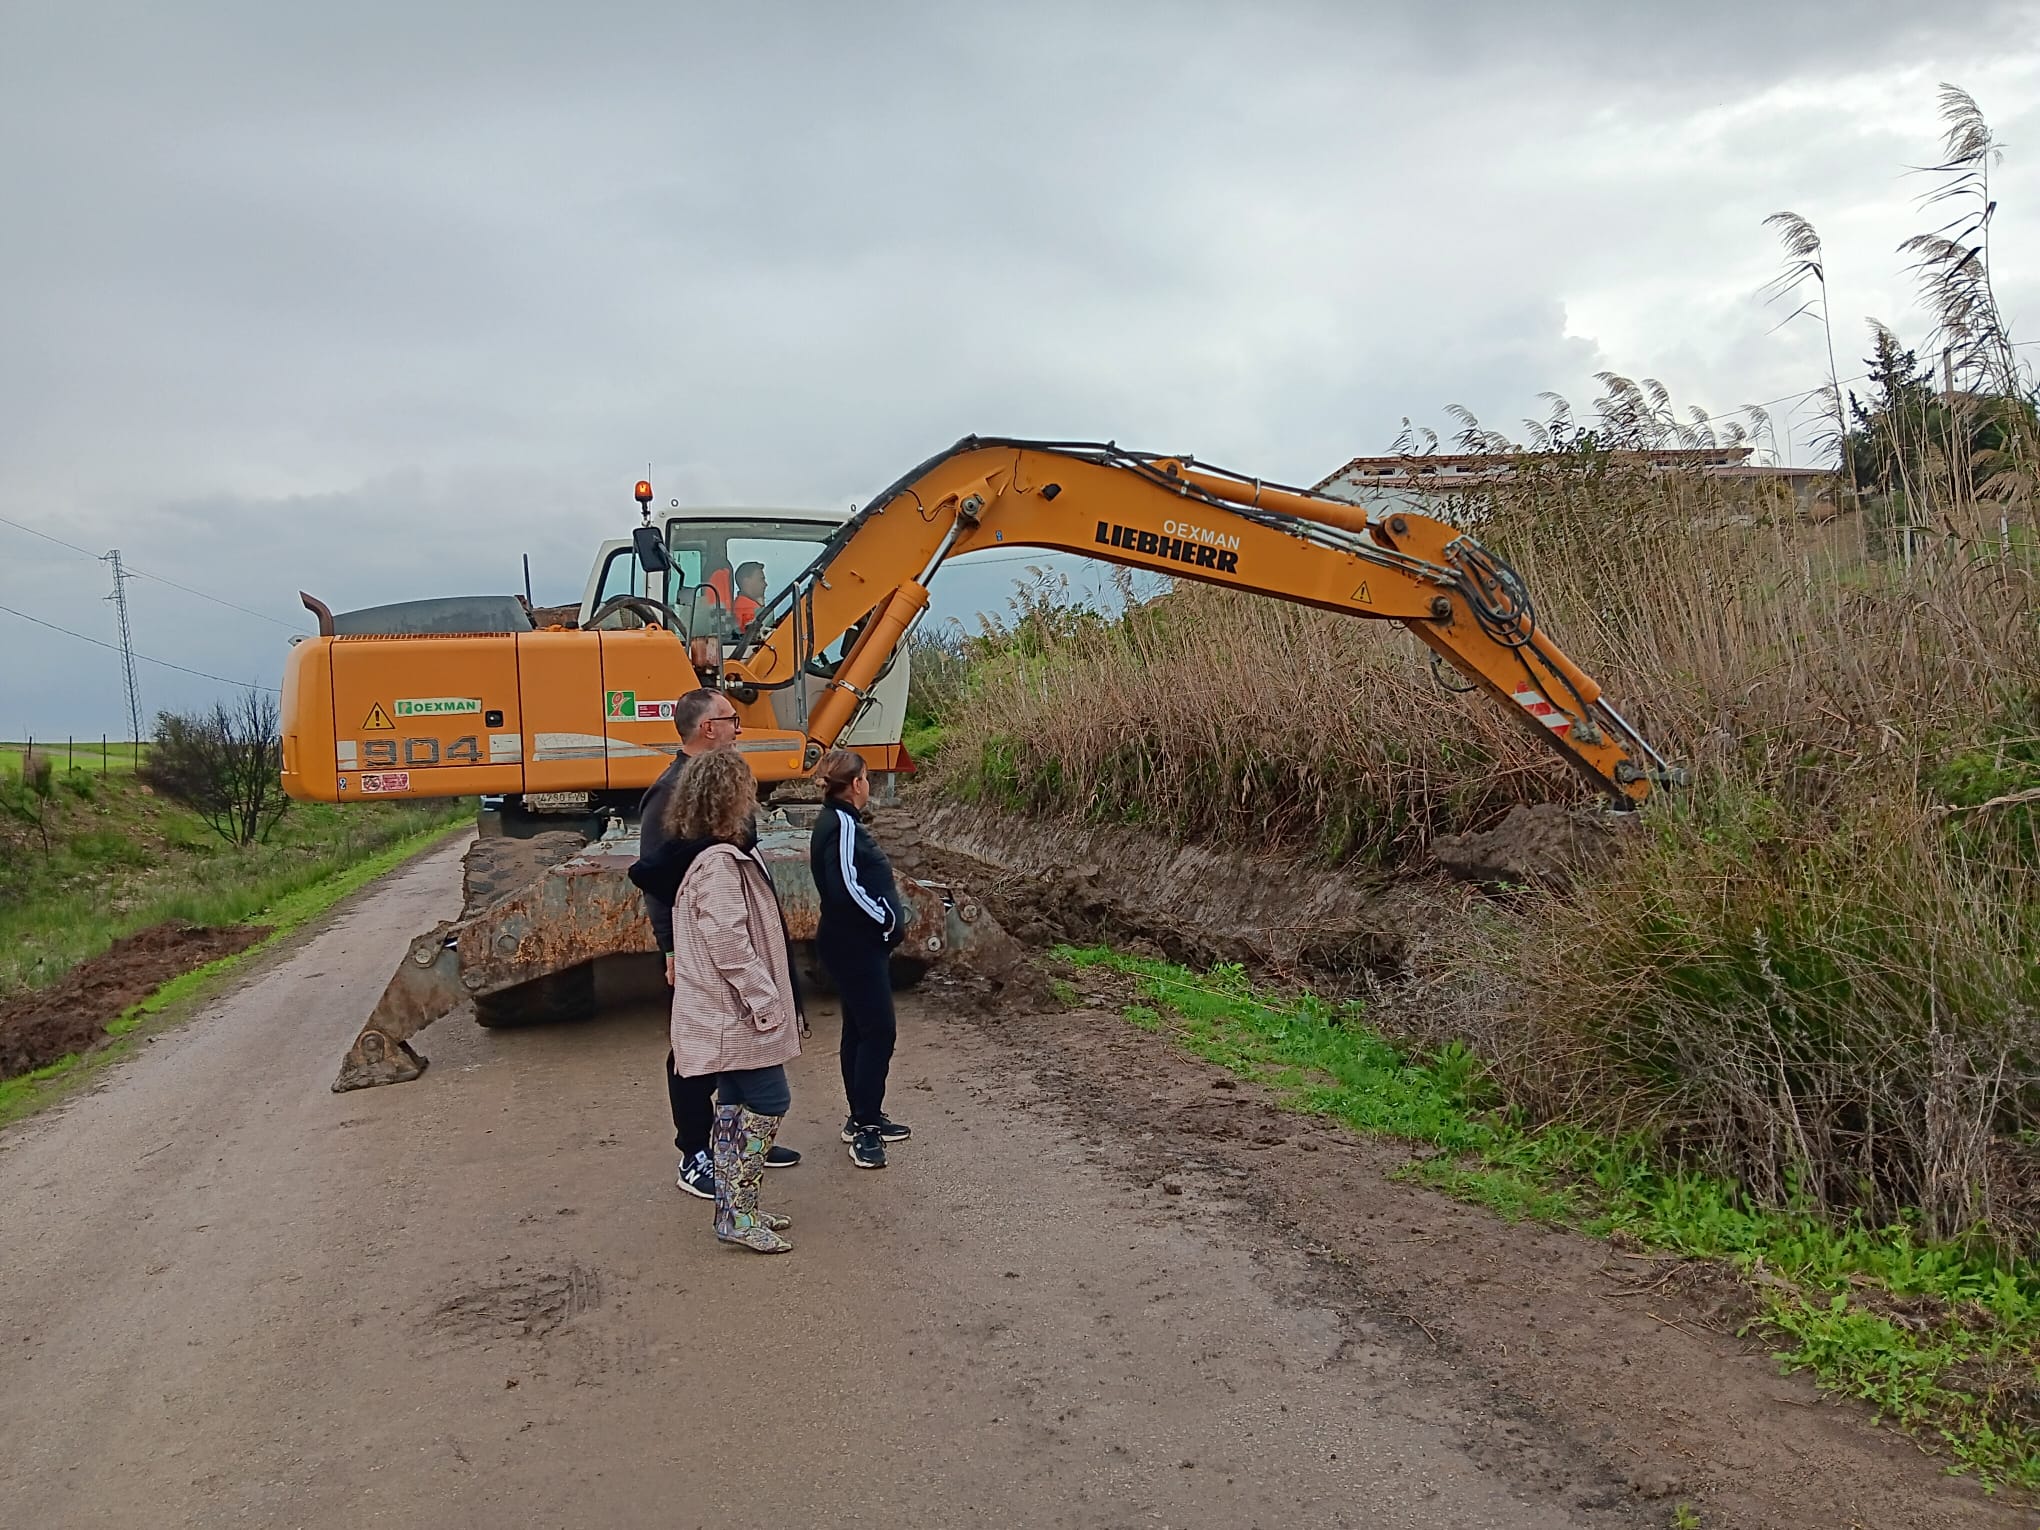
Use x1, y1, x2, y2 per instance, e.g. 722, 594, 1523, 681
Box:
676, 1153, 714, 1200
840, 1115, 911, 1143
765, 1143, 801, 1169
848, 1126, 887, 1169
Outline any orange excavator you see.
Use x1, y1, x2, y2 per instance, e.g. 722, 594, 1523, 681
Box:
283, 438, 1679, 1090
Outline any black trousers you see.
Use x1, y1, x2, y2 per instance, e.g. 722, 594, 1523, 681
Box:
822, 936, 896, 1127
666, 1050, 715, 1159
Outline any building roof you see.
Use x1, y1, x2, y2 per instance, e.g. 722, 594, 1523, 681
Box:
1312, 446, 1831, 500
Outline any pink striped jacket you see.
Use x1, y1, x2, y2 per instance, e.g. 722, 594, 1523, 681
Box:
669, 843, 804, 1078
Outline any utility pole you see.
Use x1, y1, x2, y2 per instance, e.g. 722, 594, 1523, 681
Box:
102, 549, 144, 747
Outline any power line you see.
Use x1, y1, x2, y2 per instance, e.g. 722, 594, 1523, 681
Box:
0, 601, 281, 692
0, 511, 306, 631
0, 511, 95, 558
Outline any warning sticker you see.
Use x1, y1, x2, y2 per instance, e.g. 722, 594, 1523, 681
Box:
1351, 580, 1373, 605
360, 771, 411, 793
362, 703, 395, 731
395, 697, 480, 717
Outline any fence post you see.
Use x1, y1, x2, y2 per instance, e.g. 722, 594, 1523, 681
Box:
103, 735, 109, 773
68, 736, 74, 770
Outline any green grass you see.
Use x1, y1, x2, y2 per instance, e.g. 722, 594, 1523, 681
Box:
1057, 944, 2040, 1494
0, 818, 465, 1128
0, 740, 148, 776
901, 715, 946, 763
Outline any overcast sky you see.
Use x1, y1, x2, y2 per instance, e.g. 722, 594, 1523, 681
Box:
3, 1, 2037, 739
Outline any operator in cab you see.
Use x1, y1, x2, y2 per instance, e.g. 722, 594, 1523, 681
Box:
732, 561, 767, 628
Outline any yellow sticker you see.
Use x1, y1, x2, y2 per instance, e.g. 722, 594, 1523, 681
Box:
362, 703, 395, 731
1351, 581, 1373, 605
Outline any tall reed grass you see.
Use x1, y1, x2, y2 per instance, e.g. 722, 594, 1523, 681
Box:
937, 456, 2039, 1243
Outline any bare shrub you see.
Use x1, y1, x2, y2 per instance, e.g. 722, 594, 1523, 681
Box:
0, 748, 59, 856
140, 691, 290, 847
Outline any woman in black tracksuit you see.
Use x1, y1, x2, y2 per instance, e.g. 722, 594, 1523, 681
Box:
811, 748, 912, 1170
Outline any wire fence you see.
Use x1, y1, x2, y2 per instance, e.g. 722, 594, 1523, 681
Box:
0, 738, 152, 777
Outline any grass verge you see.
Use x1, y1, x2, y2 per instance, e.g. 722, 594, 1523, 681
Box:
1, 784, 466, 995
1058, 943, 2040, 1495
0, 819, 465, 1129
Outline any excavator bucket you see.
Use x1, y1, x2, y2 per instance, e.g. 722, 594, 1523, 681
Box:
332, 806, 1007, 1091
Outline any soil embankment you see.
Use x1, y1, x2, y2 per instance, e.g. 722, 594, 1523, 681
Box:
0, 921, 267, 1076
879, 797, 1452, 979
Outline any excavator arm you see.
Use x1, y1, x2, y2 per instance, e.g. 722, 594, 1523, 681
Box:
725, 437, 1678, 804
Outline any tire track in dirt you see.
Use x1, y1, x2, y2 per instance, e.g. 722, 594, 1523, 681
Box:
950, 978, 2025, 1529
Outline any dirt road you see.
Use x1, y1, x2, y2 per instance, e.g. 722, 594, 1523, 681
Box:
0, 839, 2018, 1528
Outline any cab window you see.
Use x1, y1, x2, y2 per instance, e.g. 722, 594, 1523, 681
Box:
662, 517, 831, 637
587, 548, 645, 628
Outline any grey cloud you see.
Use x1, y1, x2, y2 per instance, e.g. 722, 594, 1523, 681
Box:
3, 2, 2037, 735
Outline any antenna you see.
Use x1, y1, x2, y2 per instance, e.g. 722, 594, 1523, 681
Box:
102, 549, 144, 746
522, 553, 533, 607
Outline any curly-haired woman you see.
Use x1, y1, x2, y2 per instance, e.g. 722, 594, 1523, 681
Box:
644, 747, 804, 1253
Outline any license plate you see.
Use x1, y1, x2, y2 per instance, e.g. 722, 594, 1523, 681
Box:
523, 791, 591, 812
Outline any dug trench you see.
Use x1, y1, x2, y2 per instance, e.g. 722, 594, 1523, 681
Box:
0, 921, 269, 1079
878, 793, 2026, 1529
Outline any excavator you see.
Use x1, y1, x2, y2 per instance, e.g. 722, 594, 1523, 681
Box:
282, 437, 1680, 1091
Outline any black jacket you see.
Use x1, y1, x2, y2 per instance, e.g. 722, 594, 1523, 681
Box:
811, 800, 908, 950
629, 753, 702, 955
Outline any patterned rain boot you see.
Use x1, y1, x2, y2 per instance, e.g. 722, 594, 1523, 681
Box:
710, 1103, 747, 1242
719, 1107, 793, 1253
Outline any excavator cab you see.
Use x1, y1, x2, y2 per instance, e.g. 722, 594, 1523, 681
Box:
573, 508, 913, 751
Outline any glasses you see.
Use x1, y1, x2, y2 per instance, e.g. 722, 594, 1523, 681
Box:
707, 711, 742, 732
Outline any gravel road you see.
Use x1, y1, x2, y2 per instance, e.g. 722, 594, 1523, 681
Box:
0, 837, 2014, 1528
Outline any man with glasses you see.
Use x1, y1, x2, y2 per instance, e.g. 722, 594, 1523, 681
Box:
634, 688, 802, 1196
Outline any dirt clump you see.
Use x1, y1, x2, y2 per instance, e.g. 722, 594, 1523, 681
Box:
0, 921, 268, 1078
1429, 801, 1640, 891
460, 830, 589, 918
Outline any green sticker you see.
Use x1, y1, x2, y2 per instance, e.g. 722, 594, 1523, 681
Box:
605, 690, 636, 720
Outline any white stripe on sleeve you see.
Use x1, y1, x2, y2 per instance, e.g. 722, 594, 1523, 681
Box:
836, 805, 894, 933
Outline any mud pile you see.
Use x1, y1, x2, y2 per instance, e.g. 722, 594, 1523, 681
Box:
874, 797, 1486, 985
0, 921, 269, 1078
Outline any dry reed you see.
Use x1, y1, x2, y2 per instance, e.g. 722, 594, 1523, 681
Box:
938, 458, 2039, 1241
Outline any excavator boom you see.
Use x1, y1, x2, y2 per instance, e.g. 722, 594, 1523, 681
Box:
729, 438, 1671, 802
